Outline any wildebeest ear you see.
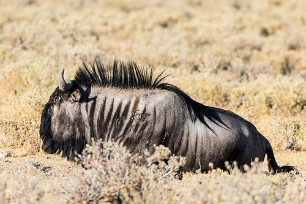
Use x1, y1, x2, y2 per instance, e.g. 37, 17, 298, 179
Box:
69, 89, 81, 102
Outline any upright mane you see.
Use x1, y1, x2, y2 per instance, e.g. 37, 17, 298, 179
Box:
74, 59, 225, 129
74, 59, 166, 89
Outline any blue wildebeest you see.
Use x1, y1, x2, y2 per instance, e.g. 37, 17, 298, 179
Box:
40, 60, 294, 173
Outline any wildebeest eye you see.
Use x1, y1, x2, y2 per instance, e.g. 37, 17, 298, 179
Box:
51, 94, 58, 102
53, 95, 63, 103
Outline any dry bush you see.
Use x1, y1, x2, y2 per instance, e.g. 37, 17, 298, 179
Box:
271, 117, 306, 151
69, 140, 185, 204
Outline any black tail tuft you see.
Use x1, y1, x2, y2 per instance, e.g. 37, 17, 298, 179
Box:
278, 165, 297, 173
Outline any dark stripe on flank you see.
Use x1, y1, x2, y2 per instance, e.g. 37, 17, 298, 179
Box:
138, 121, 149, 136
132, 96, 140, 114
119, 97, 138, 138
131, 121, 149, 152
97, 97, 107, 139
135, 121, 149, 145
89, 99, 97, 137
117, 99, 132, 140
121, 100, 131, 120
108, 100, 122, 140
102, 98, 114, 141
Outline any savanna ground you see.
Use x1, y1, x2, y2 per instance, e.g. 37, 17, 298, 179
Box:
0, 0, 305, 203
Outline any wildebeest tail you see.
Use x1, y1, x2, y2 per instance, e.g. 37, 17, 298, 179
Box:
265, 138, 295, 173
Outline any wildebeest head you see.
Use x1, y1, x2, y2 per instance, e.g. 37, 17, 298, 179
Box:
40, 69, 85, 157
39, 60, 168, 157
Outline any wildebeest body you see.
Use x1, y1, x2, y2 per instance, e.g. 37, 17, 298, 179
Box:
40, 60, 294, 173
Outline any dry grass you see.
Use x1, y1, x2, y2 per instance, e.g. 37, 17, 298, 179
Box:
0, 0, 305, 203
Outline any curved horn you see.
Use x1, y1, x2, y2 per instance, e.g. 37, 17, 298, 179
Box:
59, 69, 73, 91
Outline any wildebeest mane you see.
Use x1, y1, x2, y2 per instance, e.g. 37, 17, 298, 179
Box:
75, 59, 166, 89
74, 59, 225, 128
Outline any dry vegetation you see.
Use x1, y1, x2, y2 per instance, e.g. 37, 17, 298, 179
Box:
0, 0, 305, 203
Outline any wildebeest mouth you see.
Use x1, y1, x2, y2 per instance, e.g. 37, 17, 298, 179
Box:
40, 136, 57, 154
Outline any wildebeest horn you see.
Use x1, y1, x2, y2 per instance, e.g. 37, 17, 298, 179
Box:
59, 69, 73, 91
